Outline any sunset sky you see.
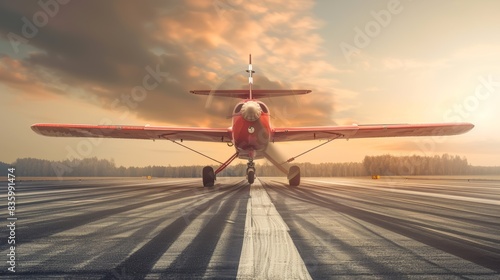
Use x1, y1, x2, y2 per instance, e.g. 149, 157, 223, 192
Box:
1, 0, 499, 169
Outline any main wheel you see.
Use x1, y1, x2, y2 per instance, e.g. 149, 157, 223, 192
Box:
202, 166, 215, 187
247, 170, 255, 184
288, 165, 300, 186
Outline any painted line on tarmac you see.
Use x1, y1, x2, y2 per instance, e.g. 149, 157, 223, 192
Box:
237, 180, 312, 280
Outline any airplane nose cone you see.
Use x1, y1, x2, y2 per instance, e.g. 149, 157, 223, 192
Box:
241, 101, 262, 122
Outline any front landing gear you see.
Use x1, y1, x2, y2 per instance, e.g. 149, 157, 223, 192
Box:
288, 165, 300, 186
246, 160, 255, 184
202, 166, 215, 187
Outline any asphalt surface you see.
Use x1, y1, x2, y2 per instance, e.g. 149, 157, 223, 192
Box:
1, 177, 499, 279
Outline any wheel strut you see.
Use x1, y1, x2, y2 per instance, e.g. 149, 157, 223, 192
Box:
215, 152, 239, 175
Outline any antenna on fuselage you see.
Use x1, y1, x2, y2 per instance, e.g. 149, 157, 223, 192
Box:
245, 54, 255, 100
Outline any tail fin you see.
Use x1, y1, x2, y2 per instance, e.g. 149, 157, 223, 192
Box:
190, 54, 312, 99
245, 54, 255, 99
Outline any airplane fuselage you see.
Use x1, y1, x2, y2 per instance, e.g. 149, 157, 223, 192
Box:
231, 100, 271, 160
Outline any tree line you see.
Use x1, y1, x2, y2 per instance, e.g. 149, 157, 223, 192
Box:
0, 154, 499, 177
363, 154, 470, 176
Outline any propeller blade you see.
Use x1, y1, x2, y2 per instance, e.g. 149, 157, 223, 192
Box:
263, 142, 289, 175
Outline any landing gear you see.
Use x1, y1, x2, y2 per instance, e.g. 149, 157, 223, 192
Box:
202, 166, 215, 187
246, 159, 256, 184
201, 152, 239, 187
247, 170, 255, 184
288, 165, 300, 186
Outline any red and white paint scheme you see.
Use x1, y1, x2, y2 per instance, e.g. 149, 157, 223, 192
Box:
32, 55, 474, 187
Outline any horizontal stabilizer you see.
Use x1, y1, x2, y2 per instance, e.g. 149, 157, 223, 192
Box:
190, 89, 311, 99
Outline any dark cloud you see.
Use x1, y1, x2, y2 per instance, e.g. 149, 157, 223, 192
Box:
0, 1, 222, 125
0, 0, 337, 127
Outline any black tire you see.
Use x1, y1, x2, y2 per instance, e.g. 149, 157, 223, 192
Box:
247, 170, 255, 184
202, 166, 215, 187
288, 165, 300, 186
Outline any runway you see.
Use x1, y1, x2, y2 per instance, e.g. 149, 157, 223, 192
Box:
1, 177, 499, 279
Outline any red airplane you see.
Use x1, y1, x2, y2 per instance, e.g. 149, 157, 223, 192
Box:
32, 55, 474, 187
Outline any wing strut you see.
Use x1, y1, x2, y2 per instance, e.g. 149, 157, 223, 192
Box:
281, 134, 342, 164
168, 139, 223, 164
168, 139, 239, 175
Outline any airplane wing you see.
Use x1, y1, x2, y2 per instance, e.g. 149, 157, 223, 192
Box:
272, 123, 474, 142
31, 123, 232, 142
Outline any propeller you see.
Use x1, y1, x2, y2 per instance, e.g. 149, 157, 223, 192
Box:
245, 113, 291, 176
203, 67, 244, 119
262, 142, 290, 175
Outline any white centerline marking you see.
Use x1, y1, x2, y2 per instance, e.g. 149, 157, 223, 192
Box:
237, 180, 312, 280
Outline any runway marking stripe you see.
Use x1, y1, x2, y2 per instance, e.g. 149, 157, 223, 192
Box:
237, 180, 312, 280
309, 179, 500, 206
